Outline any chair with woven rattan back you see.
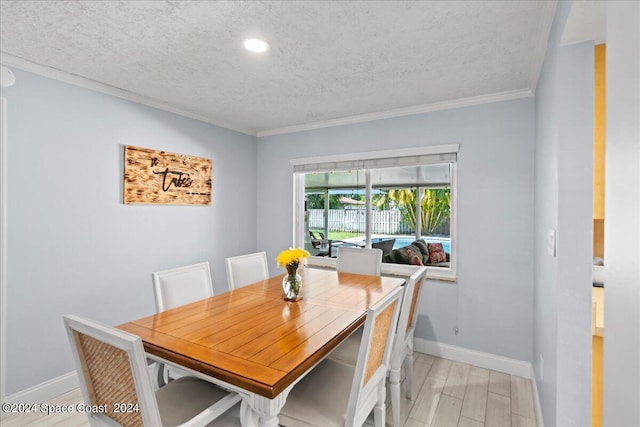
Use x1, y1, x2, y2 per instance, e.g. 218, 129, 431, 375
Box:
328, 266, 427, 427
327, 246, 384, 385
387, 266, 427, 427
278, 285, 403, 427
63, 314, 241, 427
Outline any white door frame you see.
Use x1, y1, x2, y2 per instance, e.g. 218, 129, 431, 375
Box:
1, 97, 7, 405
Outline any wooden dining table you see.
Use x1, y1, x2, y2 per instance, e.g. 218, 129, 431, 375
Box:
117, 267, 404, 427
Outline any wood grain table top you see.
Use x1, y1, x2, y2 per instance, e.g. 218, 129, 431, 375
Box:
117, 267, 404, 399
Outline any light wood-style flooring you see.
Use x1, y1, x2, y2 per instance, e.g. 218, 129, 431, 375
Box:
372, 353, 537, 427
2, 353, 537, 427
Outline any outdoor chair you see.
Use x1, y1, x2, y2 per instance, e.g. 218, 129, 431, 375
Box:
278, 285, 403, 427
336, 247, 383, 276
329, 266, 427, 427
310, 230, 326, 240
63, 314, 241, 427
225, 251, 269, 290
309, 231, 331, 256
371, 238, 396, 256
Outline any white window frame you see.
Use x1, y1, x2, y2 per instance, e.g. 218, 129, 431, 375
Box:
291, 144, 458, 281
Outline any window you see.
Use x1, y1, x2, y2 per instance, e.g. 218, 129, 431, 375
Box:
292, 145, 458, 280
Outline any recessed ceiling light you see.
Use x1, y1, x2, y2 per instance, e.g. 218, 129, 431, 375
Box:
244, 39, 269, 53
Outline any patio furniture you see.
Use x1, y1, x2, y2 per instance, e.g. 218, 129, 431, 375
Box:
371, 238, 396, 256
383, 239, 451, 267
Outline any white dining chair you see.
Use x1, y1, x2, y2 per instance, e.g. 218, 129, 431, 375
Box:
278, 285, 403, 427
336, 247, 383, 276
329, 246, 383, 388
151, 262, 215, 387
329, 266, 427, 427
330, 246, 383, 388
225, 251, 269, 290
63, 314, 241, 427
152, 262, 213, 312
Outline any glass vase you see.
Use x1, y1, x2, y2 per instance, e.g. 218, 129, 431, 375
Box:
282, 267, 302, 301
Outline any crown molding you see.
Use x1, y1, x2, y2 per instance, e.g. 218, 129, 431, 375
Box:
257, 89, 533, 138
1, 52, 535, 140
0, 52, 256, 136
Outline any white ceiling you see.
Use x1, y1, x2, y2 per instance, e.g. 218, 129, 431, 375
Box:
0, 1, 557, 136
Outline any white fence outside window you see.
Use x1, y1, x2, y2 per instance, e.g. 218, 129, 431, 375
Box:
308, 209, 410, 234
308, 209, 450, 235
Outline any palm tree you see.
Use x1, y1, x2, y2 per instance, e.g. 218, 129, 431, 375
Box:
376, 188, 450, 234
421, 189, 450, 234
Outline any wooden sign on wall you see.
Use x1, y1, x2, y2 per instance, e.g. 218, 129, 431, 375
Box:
123, 145, 212, 205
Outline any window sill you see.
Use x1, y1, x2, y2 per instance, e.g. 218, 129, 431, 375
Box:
306, 256, 457, 283
425, 274, 457, 283
381, 263, 456, 283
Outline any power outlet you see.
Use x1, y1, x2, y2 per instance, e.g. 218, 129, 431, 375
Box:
539, 354, 544, 381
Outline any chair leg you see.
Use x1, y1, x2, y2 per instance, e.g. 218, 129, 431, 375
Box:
404, 349, 414, 400
374, 382, 386, 427
151, 361, 167, 389
389, 367, 402, 427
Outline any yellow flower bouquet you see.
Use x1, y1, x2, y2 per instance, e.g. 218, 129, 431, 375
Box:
277, 248, 310, 269
277, 248, 309, 300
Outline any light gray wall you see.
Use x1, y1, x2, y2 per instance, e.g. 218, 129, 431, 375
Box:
257, 98, 535, 362
533, 7, 561, 421
555, 41, 593, 427
603, 2, 640, 426
3, 69, 257, 394
533, 2, 594, 425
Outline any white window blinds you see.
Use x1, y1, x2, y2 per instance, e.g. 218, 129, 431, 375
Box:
290, 144, 458, 173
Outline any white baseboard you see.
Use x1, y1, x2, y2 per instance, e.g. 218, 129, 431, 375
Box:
0, 363, 162, 420
413, 338, 533, 378
1, 371, 78, 418
531, 366, 544, 427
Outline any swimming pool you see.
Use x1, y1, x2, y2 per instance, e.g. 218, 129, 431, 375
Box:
373, 237, 451, 253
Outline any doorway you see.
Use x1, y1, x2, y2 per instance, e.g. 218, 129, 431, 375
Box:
591, 42, 605, 427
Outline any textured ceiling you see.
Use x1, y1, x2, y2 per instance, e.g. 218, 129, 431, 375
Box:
0, 1, 556, 135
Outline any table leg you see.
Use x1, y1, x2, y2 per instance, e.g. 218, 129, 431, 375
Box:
241, 390, 289, 427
